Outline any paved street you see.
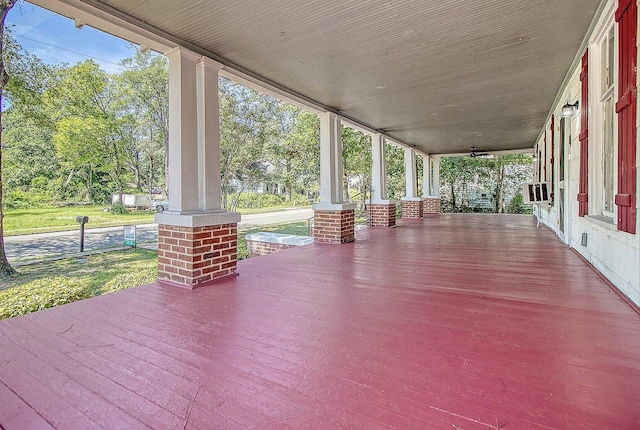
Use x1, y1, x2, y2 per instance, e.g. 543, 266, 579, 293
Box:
6, 208, 313, 263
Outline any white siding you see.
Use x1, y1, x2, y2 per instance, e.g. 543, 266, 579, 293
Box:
536, 0, 640, 306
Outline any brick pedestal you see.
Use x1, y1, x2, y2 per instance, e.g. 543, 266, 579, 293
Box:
313, 209, 355, 243
157, 223, 237, 288
422, 197, 441, 214
369, 203, 397, 227
245, 232, 313, 257
401, 199, 423, 218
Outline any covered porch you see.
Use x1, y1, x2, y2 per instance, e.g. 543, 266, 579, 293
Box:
1, 214, 638, 429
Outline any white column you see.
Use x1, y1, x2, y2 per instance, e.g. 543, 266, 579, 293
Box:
196, 57, 223, 211
432, 156, 441, 197
157, 48, 239, 227
404, 147, 418, 198
166, 47, 200, 213
371, 133, 388, 202
422, 154, 431, 197
314, 112, 354, 210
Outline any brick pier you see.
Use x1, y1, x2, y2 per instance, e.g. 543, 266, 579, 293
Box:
313, 209, 355, 243
401, 198, 423, 218
369, 202, 397, 227
157, 223, 238, 287
422, 197, 441, 214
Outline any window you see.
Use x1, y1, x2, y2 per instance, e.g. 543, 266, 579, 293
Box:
603, 97, 614, 213
596, 26, 616, 218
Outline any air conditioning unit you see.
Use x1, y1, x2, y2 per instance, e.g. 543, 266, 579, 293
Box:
523, 182, 552, 204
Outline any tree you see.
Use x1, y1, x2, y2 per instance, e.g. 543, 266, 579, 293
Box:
440, 156, 483, 212
219, 78, 281, 210
482, 154, 533, 213
342, 127, 371, 198
385, 144, 405, 200
118, 50, 169, 193
439, 154, 533, 213
0, 0, 18, 276
44, 60, 130, 203
269, 107, 319, 202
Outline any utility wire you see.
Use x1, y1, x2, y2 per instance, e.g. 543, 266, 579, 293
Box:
14, 33, 131, 69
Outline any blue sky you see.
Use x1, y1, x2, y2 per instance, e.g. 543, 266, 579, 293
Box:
7, 2, 136, 74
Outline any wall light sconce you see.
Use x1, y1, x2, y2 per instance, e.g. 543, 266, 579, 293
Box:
561, 101, 579, 117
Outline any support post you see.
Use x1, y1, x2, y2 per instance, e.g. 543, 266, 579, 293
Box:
369, 133, 397, 227
312, 112, 356, 243
422, 154, 431, 198
156, 48, 240, 288
401, 147, 423, 218
422, 154, 441, 214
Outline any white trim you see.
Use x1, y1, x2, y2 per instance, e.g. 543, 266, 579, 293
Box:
312, 203, 357, 211
155, 211, 241, 227
370, 199, 398, 205
245, 232, 313, 247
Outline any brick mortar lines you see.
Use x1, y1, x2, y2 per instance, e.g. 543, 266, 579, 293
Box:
158, 223, 238, 286
401, 200, 423, 218
313, 210, 355, 243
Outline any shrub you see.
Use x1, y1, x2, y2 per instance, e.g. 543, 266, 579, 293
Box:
0, 277, 92, 320
507, 192, 532, 214
109, 202, 129, 215
101, 267, 157, 294
234, 192, 286, 209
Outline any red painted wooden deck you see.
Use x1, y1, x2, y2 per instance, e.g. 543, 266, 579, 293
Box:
1, 214, 638, 429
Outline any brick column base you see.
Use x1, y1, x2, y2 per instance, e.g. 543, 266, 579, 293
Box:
157, 223, 237, 288
422, 197, 441, 214
401, 199, 423, 218
369, 203, 397, 227
313, 209, 355, 243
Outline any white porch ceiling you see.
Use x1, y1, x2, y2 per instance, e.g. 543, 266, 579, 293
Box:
39, 0, 602, 155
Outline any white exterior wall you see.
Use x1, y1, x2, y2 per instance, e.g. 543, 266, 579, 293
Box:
535, 0, 640, 306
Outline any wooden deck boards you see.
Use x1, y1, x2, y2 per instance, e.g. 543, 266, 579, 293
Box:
0, 214, 638, 429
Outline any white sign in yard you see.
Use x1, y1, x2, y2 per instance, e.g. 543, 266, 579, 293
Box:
124, 226, 137, 248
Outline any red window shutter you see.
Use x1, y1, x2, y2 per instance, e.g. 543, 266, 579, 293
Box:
543, 132, 547, 182
615, 0, 637, 234
550, 115, 555, 204
578, 51, 589, 217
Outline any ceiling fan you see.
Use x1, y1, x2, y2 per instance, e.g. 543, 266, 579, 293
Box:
469, 146, 490, 158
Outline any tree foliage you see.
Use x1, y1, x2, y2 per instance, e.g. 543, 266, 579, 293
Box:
0, 0, 18, 276
439, 154, 533, 213
2, 28, 533, 224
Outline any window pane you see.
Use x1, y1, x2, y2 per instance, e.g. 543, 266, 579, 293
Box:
603, 96, 614, 213
608, 27, 615, 90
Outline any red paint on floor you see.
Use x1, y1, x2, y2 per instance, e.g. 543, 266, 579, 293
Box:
0, 214, 638, 429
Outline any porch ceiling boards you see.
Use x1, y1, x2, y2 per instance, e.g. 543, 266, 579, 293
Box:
1, 214, 638, 429
42, 0, 600, 154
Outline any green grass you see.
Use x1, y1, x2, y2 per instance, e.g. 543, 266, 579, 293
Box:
0, 221, 309, 318
4, 204, 311, 236
0, 249, 158, 295
4, 206, 156, 236
1, 222, 309, 290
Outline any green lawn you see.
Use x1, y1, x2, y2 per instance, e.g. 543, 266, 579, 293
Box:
1, 221, 309, 289
0, 248, 158, 294
4, 206, 156, 236
4, 205, 311, 236
0, 221, 310, 319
